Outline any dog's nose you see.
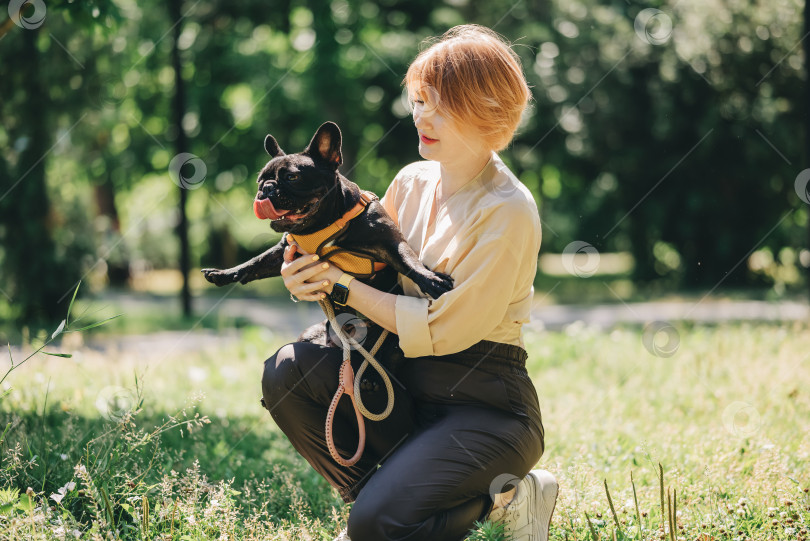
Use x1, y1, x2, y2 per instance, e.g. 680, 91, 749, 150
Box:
261, 183, 275, 197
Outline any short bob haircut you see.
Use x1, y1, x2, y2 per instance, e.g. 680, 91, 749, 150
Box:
404, 24, 530, 152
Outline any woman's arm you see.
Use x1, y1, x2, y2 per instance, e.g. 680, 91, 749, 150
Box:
281, 243, 399, 334
338, 278, 398, 334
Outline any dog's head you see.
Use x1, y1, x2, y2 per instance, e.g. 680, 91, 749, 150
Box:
254, 122, 344, 233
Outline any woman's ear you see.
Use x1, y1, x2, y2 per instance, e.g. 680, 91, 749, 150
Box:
305, 122, 343, 167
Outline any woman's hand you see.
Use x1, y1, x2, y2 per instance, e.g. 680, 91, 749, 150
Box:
280, 244, 344, 301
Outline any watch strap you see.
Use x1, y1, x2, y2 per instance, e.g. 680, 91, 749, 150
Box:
337, 273, 354, 289
330, 273, 353, 306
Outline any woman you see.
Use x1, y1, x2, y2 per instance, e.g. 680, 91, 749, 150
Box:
261, 24, 557, 541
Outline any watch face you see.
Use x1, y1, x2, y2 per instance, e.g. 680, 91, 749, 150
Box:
331, 284, 349, 305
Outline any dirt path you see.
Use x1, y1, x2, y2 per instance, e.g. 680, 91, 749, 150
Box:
12, 293, 808, 360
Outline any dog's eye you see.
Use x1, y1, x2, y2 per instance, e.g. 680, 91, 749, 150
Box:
287, 173, 300, 182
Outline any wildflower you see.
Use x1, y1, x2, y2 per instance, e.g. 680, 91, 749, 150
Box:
50, 481, 76, 505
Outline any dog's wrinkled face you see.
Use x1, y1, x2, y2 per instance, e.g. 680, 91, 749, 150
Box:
255, 122, 344, 233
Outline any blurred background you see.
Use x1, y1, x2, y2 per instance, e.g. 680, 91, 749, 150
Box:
1, 0, 808, 336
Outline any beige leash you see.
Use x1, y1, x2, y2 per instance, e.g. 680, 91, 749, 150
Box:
320, 298, 396, 467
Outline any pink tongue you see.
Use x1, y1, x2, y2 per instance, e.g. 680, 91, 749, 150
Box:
254, 198, 290, 220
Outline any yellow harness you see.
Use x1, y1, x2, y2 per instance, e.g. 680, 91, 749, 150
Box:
285, 190, 387, 278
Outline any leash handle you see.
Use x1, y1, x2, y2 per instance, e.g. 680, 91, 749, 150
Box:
325, 358, 366, 467
320, 298, 394, 467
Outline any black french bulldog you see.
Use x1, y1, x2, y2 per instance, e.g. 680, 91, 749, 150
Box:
201, 121, 454, 357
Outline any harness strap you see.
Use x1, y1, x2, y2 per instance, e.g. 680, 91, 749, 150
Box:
286, 191, 386, 277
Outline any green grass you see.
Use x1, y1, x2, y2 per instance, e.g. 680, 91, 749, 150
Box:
1, 319, 809, 540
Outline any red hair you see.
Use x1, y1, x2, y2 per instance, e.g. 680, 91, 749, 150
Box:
404, 25, 531, 151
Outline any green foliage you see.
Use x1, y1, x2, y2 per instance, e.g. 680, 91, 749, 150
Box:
1, 0, 807, 327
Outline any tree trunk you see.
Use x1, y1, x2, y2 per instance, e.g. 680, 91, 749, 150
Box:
93, 175, 130, 286
170, 0, 192, 317
805, 0, 810, 302
6, 27, 62, 322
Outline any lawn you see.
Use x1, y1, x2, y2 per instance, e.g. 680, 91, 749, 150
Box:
1, 315, 808, 540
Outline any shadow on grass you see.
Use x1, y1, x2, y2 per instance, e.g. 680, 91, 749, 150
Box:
0, 403, 345, 534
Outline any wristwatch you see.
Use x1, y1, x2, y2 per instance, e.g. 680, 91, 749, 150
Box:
330, 273, 354, 306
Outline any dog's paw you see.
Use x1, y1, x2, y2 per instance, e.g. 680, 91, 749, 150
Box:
412, 270, 454, 299
201, 268, 241, 286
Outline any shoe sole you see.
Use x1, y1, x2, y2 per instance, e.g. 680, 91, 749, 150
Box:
528, 469, 558, 541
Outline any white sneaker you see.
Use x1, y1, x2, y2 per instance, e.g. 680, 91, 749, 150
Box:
333, 527, 350, 541
487, 469, 558, 541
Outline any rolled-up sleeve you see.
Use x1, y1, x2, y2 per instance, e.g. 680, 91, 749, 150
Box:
395, 294, 431, 351
394, 205, 540, 358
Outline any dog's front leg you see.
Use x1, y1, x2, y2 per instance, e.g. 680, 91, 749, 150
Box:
336, 207, 454, 299
202, 238, 288, 286
377, 240, 455, 299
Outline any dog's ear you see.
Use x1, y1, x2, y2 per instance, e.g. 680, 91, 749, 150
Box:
264, 135, 285, 157
304, 122, 342, 167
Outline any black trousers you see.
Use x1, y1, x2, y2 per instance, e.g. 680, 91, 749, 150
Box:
261, 329, 545, 541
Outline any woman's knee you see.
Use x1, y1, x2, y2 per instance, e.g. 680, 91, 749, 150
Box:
346, 497, 390, 541
261, 343, 300, 409
346, 491, 418, 541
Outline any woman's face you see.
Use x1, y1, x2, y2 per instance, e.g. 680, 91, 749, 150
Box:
412, 91, 489, 164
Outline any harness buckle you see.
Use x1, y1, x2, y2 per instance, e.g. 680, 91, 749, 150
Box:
359, 190, 378, 206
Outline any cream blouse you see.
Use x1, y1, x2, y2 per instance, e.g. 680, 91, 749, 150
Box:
380, 151, 543, 358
